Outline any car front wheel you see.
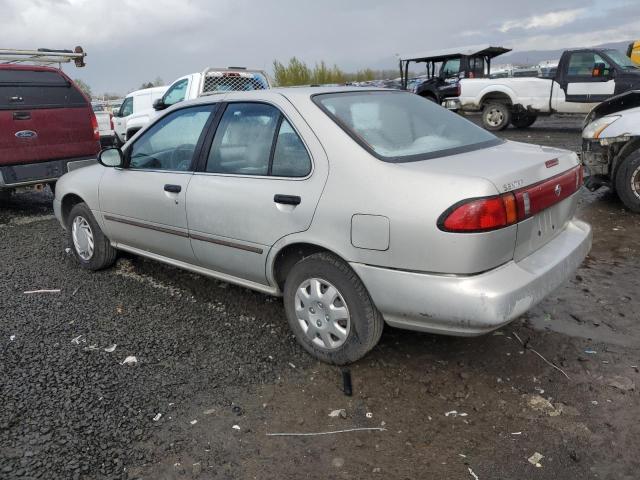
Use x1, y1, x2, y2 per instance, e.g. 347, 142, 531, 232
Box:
67, 202, 118, 270
615, 149, 640, 213
283, 252, 384, 364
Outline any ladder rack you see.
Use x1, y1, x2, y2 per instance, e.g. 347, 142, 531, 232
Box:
0, 47, 86, 68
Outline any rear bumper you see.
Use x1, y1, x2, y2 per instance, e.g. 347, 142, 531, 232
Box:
0, 156, 96, 188
351, 219, 592, 336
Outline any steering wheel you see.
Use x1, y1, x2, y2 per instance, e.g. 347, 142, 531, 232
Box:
170, 144, 196, 171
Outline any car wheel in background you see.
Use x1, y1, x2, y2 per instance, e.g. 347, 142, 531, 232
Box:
67, 202, 118, 270
283, 252, 384, 365
510, 113, 537, 129
482, 102, 511, 131
0, 189, 12, 205
615, 149, 640, 213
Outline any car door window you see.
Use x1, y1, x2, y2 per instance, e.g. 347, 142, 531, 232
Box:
271, 119, 311, 177
163, 79, 188, 106
206, 103, 280, 175
440, 59, 460, 78
567, 52, 611, 77
120, 97, 133, 117
129, 105, 213, 171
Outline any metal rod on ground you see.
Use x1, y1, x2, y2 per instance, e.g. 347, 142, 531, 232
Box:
512, 331, 570, 380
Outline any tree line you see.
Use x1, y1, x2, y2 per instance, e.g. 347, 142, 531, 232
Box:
273, 58, 399, 86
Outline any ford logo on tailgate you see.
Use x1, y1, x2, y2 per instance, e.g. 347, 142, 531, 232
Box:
15, 130, 38, 139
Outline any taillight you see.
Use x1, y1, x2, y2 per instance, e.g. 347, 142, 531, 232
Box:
455, 83, 461, 96
90, 113, 100, 141
439, 165, 582, 233
109, 113, 114, 131
439, 193, 517, 233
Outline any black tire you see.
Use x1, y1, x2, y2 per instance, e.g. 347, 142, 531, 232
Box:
482, 102, 511, 131
283, 252, 384, 365
0, 189, 12, 204
511, 113, 537, 129
615, 149, 640, 213
67, 202, 118, 270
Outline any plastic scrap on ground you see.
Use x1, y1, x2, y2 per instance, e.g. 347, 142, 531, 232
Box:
528, 452, 544, 468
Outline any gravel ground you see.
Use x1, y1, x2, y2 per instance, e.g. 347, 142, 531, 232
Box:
1, 116, 639, 480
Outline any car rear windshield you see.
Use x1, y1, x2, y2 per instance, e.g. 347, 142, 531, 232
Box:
313, 91, 500, 162
0, 69, 87, 110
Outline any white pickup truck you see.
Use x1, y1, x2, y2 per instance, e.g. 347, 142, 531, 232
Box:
446, 48, 640, 131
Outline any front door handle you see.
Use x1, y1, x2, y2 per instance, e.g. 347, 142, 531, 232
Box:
13, 111, 31, 121
274, 194, 301, 205
164, 184, 181, 193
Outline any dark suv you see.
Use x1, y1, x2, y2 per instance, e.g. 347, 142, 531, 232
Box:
0, 64, 99, 201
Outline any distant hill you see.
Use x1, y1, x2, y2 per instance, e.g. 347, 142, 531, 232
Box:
499, 40, 632, 66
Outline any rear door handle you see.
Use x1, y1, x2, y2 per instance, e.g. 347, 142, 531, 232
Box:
274, 194, 301, 205
13, 111, 31, 121
164, 184, 181, 193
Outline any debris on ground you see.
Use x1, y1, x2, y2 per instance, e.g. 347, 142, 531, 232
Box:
23, 289, 61, 294
512, 332, 570, 379
153, 413, 162, 422
332, 457, 345, 468
608, 375, 635, 392
584, 349, 597, 354
71, 335, 84, 345
329, 409, 347, 418
232, 425, 240, 430
526, 394, 559, 415
266, 427, 386, 437
468, 467, 480, 479
342, 369, 353, 396
366, 412, 373, 419
190, 420, 198, 425
445, 410, 468, 417
121, 356, 137, 365
104, 344, 117, 353
9, 335, 15, 341
528, 452, 544, 468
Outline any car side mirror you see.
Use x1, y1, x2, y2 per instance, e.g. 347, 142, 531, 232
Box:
592, 62, 606, 78
98, 147, 124, 168
153, 98, 166, 111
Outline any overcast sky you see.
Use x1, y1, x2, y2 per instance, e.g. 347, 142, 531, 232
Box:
1, 0, 638, 95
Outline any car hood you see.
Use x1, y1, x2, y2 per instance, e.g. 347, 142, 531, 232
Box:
584, 90, 640, 126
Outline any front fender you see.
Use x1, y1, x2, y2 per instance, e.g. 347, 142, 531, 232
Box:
55, 164, 106, 228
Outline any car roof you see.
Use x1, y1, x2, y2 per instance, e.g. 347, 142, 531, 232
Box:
125, 85, 169, 98
399, 45, 511, 62
178, 86, 393, 108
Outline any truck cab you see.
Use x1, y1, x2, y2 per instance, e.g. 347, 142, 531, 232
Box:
112, 86, 168, 145
398, 46, 511, 103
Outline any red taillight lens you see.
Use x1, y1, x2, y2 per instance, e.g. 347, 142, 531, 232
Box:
90, 113, 99, 141
109, 113, 114, 131
439, 193, 517, 233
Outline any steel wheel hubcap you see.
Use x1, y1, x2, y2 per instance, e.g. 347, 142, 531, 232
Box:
631, 165, 640, 199
295, 278, 350, 350
486, 108, 504, 126
72, 215, 94, 261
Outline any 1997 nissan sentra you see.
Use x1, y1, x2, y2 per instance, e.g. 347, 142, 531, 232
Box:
54, 88, 592, 364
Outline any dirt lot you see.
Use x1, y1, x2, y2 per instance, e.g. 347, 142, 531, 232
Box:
1, 116, 639, 480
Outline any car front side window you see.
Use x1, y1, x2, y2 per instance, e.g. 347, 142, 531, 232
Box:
120, 97, 133, 117
163, 79, 188, 106
128, 105, 213, 171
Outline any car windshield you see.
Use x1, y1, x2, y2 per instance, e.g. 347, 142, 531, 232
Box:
605, 49, 639, 69
314, 91, 499, 162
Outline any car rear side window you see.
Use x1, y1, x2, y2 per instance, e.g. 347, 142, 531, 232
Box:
206, 103, 308, 177
0, 69, 87, 110
314, 91, 500, 162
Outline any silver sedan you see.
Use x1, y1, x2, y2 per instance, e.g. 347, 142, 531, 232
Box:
54, 87, 592, 364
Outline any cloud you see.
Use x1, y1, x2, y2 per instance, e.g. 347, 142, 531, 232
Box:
499, 8, 585, 33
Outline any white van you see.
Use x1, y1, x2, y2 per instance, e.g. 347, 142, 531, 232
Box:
113, 86, 168, 145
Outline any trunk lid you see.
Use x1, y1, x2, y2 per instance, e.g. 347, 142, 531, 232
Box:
0, 66, 99, 167
399, 139, 582, 264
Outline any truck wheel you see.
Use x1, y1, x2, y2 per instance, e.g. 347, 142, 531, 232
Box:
283, 252, 384, 365
482, 103, 511, 131
615, 149, 640, 213
511, 113, 537, 129
67, 202, 118, 270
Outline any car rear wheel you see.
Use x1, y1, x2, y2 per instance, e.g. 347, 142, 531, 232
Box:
482, 103, 511, 131
511, 113, 537, 129
615, 149, 640, 213
283, 252, 384, 364
67, 202, 118, 270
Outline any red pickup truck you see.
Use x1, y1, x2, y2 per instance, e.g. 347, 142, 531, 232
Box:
0, 64, 100, 202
